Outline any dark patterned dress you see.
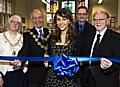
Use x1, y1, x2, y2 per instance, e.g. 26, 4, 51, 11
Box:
45, 43, 80, 87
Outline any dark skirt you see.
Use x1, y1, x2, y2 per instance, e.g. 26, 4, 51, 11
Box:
45, 67, 81, 87
4, 69, 25, 87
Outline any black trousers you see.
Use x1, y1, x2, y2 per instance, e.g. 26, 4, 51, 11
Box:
24, 67, 47, 87
80, 64, 96, 87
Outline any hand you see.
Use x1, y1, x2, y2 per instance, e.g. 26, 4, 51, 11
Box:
44, 54, 49, 67
100, 58, 112, 69
0, 78, 3, 87
11, 60, 22, 70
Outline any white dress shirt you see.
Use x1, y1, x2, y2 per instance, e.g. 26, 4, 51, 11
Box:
90, 27, 107, 57
35, 27, 44, 36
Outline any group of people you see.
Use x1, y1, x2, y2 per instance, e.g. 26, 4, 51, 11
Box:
0, 6, 120, 87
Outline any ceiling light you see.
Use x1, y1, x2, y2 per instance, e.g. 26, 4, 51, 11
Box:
41, 0, 50, 5
97, 0, 103, 4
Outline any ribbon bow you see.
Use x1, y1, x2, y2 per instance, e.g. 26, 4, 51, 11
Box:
53, 55, 80, 77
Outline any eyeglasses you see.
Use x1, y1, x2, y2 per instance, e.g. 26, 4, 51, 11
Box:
10, 21, 21, 25
77, 13, 87, 16
93, 18, 107, 22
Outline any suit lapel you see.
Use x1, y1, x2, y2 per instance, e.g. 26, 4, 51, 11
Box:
31, 27, 39, 35
98, 29, 111, 48
43, 28, 49, 38
92, 29, 112, 57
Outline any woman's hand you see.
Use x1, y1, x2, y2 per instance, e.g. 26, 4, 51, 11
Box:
11, 60, 22, 70
0, 77, 3, 87
100, 58, 112, 69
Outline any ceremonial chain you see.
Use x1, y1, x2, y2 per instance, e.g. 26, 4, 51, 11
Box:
3, 32, 22, 55
29, 29, 52, 55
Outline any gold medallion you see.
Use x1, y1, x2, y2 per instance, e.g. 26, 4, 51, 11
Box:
33, 35, 36, 38
35, 38, 38, 41
3, 32, 22, 56
38, 42, 42, 45
12, 51, 16, 55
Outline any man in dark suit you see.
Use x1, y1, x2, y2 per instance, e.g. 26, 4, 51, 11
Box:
18, 9, 49, 87
75, 6, 95, 35
79, 11, 120, 87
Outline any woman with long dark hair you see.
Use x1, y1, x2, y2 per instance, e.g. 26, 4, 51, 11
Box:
45, 8, 80, 87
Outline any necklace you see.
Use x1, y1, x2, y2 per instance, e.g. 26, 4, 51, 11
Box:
3, 32, 22, 55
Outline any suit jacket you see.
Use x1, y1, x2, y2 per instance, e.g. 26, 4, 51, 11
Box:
75, 21, 95, 35
79, 28, 120, 87
18, 27, 49, 87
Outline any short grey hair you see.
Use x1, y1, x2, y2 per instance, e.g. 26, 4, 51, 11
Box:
93, 10, 109, 19
7, 15, 22, 32
31, 9, 43, 19
9, 15, 22, 24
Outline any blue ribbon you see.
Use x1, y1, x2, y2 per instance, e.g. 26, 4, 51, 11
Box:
0, 56, 120, 77
54, 55, 80, 76
0, 56, 55, 61
1, 56, 120, 63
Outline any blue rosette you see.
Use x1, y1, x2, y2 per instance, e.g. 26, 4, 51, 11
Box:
53, 54, 80, 77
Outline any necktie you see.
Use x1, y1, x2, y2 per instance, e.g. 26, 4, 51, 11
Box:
79, 25, 83, 32
39, 30, 43, 37
92, 34, 101, 56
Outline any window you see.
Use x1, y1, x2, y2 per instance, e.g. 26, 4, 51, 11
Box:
46, 0, 58, 29
0, 0, 14, 32
62, 1, 75, 14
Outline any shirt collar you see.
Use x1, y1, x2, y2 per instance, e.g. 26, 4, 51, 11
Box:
78, 21, 85, 26
96, 27, 107, 36
35, 27, 43, 34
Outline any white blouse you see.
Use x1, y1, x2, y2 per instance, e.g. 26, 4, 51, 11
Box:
0, 31, 23, 74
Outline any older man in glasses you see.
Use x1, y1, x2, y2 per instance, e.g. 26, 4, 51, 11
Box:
79, 10, 120, 87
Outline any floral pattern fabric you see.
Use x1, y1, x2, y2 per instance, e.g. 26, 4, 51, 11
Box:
45, 43, 80, 87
